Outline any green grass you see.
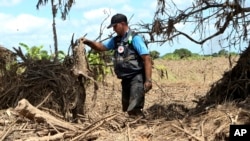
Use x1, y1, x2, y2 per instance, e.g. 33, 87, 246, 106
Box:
160, 53, 238, 61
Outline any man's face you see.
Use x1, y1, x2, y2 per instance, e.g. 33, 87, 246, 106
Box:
113, 22, 124, 36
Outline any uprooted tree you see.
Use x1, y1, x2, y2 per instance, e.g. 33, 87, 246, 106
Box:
0, 38, 95, 121
137, 0, 250, 108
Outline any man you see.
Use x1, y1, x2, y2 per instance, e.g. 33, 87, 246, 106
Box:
80, 13, 152, 117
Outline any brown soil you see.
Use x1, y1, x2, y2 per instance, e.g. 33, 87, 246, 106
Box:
2, 56, 250, 141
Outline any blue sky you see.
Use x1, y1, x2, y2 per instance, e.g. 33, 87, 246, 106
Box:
0, 0, 236, 56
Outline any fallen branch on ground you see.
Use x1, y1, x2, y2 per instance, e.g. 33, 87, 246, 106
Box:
14, 99, 79, 132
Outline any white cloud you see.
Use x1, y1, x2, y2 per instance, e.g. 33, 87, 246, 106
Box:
171, 0, 194, 8
74, 0, 126, 9
122, 1, 155, 25
0, 13, 53, 51
0, 0, 22, 7
83, 8, 113, 21
0, 13, 10, 19
0, 13, 50, 34
120, 4, 134, 13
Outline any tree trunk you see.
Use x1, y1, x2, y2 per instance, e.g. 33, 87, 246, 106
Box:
51, 0, 58, 62
69, 39, 93, 122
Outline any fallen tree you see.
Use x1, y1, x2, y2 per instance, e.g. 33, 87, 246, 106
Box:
0, 36, 96, 122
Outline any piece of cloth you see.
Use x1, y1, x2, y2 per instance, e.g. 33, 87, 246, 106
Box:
121, 73, 145, 115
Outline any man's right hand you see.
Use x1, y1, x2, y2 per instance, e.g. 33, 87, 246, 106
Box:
79, 37, 87, 44
77, 37, 107, 51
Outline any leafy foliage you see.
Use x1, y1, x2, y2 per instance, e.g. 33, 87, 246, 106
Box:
36, 0, 74, 20
162, 53, 180, 60
19, 43, 65, 61
212, 49, 238, 57
87, 51, 113, 81
154, 63, 168, 79
150, 50, 160, 59
218, 49, 229, 56
173, 48, 192, 59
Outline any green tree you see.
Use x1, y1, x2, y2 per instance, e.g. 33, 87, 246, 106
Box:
212, 53, 218, 57
150, 50, 160, 59
36, 0, 75, 62
173, 48, 192, 59
218, 49, 229, 56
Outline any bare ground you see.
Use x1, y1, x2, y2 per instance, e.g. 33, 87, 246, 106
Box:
2, 56, 250, 141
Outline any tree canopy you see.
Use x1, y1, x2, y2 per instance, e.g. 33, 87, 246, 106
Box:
139, 0, 250, 51
36, 0, 74, 20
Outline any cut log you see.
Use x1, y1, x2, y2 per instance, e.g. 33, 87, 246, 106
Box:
14, 99, 79, 132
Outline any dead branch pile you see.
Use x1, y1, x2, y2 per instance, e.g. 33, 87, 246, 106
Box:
0, 45, 16, 67
0, 98, 126, 141
0, 45, 16, 87
0, 46, 83, 121
195, 43, 250, 111
1, 97, 250, 141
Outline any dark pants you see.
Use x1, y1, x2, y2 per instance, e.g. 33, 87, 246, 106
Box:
121, 73, 145, 116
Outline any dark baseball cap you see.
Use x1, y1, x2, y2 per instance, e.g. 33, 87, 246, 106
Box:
107, 13, 127, 28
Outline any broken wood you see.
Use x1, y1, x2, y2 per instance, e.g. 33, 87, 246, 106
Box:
68, 37, 98, 121
71, 38, 92, 79
25, 133, 65, 141
14, 99, 79, 132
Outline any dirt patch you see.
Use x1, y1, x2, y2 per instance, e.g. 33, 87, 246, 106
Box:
1, 56, 248, 141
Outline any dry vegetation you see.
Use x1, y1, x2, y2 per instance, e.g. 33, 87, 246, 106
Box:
2, 52, 250, 141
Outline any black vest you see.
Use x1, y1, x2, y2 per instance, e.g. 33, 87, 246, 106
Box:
113, 30, 144, 79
